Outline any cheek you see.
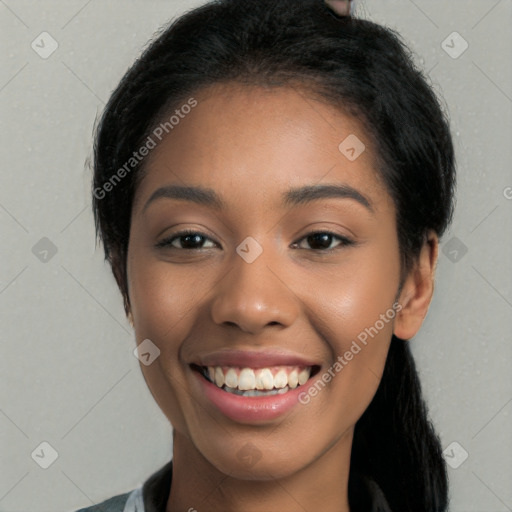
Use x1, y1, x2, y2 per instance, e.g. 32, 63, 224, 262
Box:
308, 241, 400, 345
301, 242, 400, 421
127, 254, 208, 431
129, 256, 206, 343
129, 257, 198, 382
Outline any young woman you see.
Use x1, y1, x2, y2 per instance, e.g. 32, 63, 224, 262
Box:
77, 0, 456, 510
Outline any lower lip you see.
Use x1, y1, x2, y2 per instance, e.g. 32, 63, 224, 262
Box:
192, 369, 309, 424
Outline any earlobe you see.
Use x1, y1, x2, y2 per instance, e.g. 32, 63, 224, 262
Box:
393, 230, 439, 340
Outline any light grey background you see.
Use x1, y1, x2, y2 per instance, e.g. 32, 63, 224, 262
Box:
1, 1, 511, 511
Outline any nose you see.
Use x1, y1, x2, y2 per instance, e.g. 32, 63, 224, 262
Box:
210, 245, 300, 335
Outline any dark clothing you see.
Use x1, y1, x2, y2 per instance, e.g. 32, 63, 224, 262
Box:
75, 459, 393, 511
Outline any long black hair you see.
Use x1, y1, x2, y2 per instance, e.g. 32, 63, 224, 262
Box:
92, 1, 456, 510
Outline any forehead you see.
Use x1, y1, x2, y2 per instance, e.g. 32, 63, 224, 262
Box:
132, 83, 390, 214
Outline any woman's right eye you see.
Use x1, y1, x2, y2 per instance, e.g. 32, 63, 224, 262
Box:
155, 230, 218, 250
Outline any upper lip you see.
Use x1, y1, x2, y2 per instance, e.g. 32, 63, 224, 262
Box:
193, 349, 320, 369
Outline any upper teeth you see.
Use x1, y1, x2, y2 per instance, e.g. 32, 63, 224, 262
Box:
207, 366, 311, 391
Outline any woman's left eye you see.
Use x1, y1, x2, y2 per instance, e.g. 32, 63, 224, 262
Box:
292, 231, 355, 251
155, 230, 354, 252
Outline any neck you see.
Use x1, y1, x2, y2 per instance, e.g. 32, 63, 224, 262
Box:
166, 429, 353, 512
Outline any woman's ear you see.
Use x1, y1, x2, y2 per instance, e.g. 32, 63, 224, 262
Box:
394, 230, 439, 340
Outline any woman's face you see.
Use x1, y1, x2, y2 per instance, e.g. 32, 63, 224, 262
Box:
127, 83, 403, 479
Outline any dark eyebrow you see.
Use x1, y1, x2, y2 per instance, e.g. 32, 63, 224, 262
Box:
143, 185, 226, 213
283, 183, 373, 212
142, 183, 373, 213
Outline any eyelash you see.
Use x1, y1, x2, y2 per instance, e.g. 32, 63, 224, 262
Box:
155, 229, 355, 252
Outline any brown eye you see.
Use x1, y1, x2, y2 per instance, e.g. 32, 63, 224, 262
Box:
156, 230, 218, 250
292, 231, 354, 251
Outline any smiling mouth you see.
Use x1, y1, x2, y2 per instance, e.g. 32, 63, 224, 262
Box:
190, 363, 321, 397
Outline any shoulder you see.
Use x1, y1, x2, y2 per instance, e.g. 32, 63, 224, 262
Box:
73, 491, 132, 512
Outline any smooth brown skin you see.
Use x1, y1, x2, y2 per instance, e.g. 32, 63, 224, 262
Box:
125, 83, 438, 512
